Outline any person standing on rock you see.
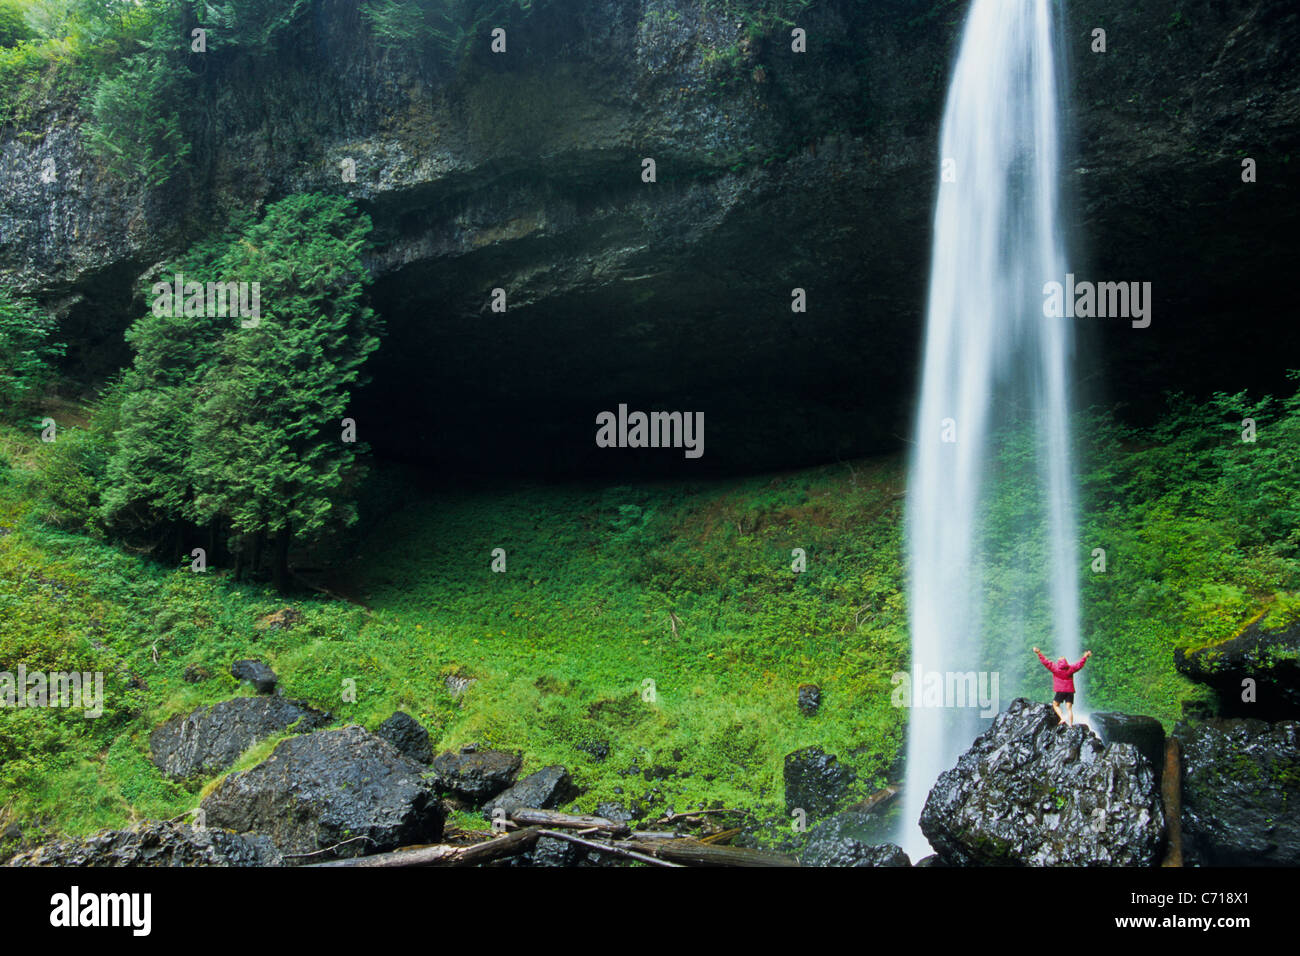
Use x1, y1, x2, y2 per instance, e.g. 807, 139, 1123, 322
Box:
1032, 647, 1091, 725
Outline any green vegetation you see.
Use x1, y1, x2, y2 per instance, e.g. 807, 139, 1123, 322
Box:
361, 0, 548, 64
0, 287, 64, 412
97, 194, 379, 589
2, 375, 1299, 840
84, 48, 191, 186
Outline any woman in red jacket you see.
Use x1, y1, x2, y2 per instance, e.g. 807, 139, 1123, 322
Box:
1032, 647, 1092, 726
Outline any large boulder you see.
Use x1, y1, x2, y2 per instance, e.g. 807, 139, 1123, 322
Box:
201, 726, 444, 859
784, 747, 855, 819
7, 821, 282, 867
482, 765, 580, 821
801, 811, 911, 867
150, 696, 331, 780
376, 711, 434, 764
1176, 614, 1300, 720
1089, 711, 1166, 785
430, 746, 522, 804
1175, 717, 1300, 866
920, 698, 1165, 866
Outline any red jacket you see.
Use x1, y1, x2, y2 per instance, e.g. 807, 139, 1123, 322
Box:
1037, 650, 1086, 692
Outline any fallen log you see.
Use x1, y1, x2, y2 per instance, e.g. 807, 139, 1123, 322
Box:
847, 784, 900, 816
306, 827, 539, 867
510, 808, 630, 835
618, 838, 800, 867
534, 829, 682, 867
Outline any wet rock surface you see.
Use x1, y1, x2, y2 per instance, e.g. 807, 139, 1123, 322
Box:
800, 811, 911, 867
1089, 711, 1166, 784
797, 683, 822, 716
1175, 717, 1300, 866
784, 746, 855, 819
230, 659, 278, 694
7, 821, 283, 867
482, 765, 580, 821
376, 711, 434, 764
920, 698, 1165, 866
150, 696, 331, 780
200, 726, 444, 859
431, 747, 522, 804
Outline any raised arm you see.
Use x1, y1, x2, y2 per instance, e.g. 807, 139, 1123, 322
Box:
1034, 647, 1051, 670
1071, 650, 1092, 673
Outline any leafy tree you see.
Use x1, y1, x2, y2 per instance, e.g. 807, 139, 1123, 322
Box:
0, 0, 33, 48
0, 286, 64, 411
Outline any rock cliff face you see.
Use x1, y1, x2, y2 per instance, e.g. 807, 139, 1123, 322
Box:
2, 0, 1296, 471
1175, 717, 1300, 866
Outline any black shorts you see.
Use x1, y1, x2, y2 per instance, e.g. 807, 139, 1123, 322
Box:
1054, 691, 1075, 704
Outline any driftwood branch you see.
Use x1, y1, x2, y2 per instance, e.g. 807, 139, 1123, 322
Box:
617, 838, 800, 867
304, 810, 800, 868
306, 828, 539, 868
510, 808, 630, 835
534, 829, 682, 868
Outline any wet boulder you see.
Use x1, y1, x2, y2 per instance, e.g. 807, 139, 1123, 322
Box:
431, 746, 522, 804
201, 726, 444, 859
784, 747, 855, 819
920, 698, 1164, 866
1175, 613, 1300, 720
1089, 711, 1165, 784
801, 811, 911, 867
230, 658, 278, 694
150, 696, 330, 780
797, 683, 822, 716
482, 765, 580, 821
1175, 717, 1300, 866
376, 711, 433, 764
7, 821, 282, 867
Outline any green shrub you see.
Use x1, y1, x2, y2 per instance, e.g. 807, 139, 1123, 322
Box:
0, 287, 63, 412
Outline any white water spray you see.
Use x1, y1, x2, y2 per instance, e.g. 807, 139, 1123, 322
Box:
900, 0, 1079, 860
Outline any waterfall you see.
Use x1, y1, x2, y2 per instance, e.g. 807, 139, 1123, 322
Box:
899, 0, 1078, 860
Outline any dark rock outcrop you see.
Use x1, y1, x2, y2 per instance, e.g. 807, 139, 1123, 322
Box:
1089, 711, 1166, 784
200, 726, 444, 859
482, 765, 580, 821
150, 696, 330, 780
800, 811, 910, 867
7, 821, 282, 867
230, 659, 278, 695
376, 711, 434, 764
1176, 614, 1300, 721
784, 746, 855, 819
7, 1, 1292, 471
430, 746, 522, 804
920, 698, 1164, 866
1175, 717, 1300, 866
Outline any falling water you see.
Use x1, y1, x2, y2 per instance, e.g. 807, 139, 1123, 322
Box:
900, 0, 1079, 859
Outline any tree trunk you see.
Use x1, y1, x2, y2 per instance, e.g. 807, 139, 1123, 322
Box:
272, 525, 291, 593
